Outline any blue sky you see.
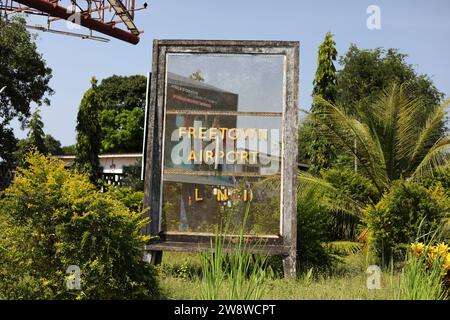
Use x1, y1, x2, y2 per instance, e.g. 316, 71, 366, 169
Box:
11, 0, 450, 146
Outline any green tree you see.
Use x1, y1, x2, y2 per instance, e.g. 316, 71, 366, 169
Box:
0, 17, 53, 166
365, 181, 448, 265
12, 109, 63, 166
312, 32, 338, 105
96, 75, 147, 153
61, 144, 76, 155
313, 82, 450, 194
74, 77, 102, 184
337, 45, 444, 132
27, 108, 46, 154
189, 70, 205, 82
0, 151, 159, 299
43, 134, 63, 155
302, 32, 339, 173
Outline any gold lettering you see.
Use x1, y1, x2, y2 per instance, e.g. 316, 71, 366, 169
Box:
240, 151, 249, 163
219, 128, 227, 139
188, 127, 195, 138
199, 127, 206, 139
187, 150, 196, 162
226, 151, 237, 164
243, 128, 256, 140
195, 188, 203, 202
205, 150, 214, 162
217, 189, 228, 201
249, 151, 258, 163
228, 128, 238, 140
178, 127, 186, 138
258, 129, 268, 141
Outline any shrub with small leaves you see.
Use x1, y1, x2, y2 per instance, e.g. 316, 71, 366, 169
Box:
0, 151, 159, 299
365, 180, 449, 265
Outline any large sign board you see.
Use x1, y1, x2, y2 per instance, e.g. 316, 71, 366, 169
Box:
143, 40, 299, 277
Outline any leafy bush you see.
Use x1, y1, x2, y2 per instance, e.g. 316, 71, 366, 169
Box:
321, 168, 380, 240
365, 181, 449, 265
297, 186, 334, 272
0, 151, 159, 299
107, 186, 144, 212
420, 168, 450, 198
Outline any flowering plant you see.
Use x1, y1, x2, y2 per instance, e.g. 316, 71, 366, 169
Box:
410, 242, 450, 288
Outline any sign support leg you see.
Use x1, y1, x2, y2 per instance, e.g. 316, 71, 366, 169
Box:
283, 251, 296, 278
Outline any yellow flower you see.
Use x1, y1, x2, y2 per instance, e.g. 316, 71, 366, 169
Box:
443, 254, 450, 272
40, 277, 50, 286
437, 242, 449, 257
411, 242, 426, 256
428, 246, 439, 261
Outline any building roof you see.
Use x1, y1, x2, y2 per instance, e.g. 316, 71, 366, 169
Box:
56, 153, 143, 159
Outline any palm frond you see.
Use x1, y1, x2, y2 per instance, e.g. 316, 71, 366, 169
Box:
409, 98, 450, 171
297, 172, 365, 218
411, 135, 450, 178
312, 96, 388, 192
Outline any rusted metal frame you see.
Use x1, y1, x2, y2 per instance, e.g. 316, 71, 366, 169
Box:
12, 0, 139, 44
48, 5, 112, 23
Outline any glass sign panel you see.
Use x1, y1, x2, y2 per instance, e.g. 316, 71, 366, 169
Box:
161, 54, 284, 236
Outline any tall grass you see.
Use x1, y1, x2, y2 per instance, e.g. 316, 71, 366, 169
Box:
394, 224, 447, 301
200, 225, 226, 300
395, 245, 447, 300
200, 205, 270, 300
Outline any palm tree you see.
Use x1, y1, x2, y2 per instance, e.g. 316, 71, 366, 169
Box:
310, 82, 450, 195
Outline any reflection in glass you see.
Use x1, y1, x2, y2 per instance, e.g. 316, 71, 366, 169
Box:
161, 54, 284, 236
166, 54, 284, 112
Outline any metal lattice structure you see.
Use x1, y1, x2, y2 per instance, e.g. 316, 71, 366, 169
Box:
0, 0, 147, 44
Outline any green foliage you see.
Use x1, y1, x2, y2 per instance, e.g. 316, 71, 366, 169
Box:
0, 151, 159, 299
324, 241, 362, 256
0, 16, 53, 166
27, 108, 46, 154
13, 108, 63, 167
43, 134, 63, 155
96, 75, 147, 153
313, 83, 450, 193
305, 32, 339, 173
61, 144, 76, 155
365, 181, 449, 265
121, 162, 144, 191
395, 242, 447, 300
322, 167, 380, 204
312, 31, 338, 105
189, 70, 205, 82
74, 77, 102, 184
337, 45, 444, 122
297, 184, 334, 271
420, 167, 450, 198
201, 208, 270, 300
107, 186, 144, 212
321, 168, 379, 240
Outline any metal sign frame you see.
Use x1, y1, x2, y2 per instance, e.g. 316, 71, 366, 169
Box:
143, 39, 299, 277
